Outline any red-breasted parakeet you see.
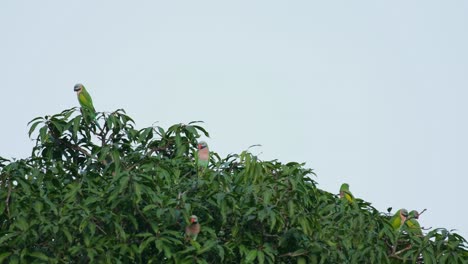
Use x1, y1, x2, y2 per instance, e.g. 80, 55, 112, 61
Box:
405, 210, 422, 235
339, 183, 354, 203
74, 83, 101, 129
390, 209, 409, 230
185, 215, 200, 241
74, 83, 96, 116
197, 141, 209, 169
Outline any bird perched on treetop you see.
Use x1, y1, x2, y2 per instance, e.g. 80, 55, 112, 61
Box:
74, 83, 96, 115
390, 208, 409, 230
408, 210, 419, 219
197, 141, 209, 169
339, 183, 354, 203
185, 215, 200, 241
406, 210, 422, 235
74, 83, 101, 129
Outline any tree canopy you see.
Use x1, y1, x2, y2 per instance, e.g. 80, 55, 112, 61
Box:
1, 108, 467, 263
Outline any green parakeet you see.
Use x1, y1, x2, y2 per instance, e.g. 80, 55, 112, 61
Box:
339, 183, 354, 203
185, 215, 200, 241
74, 83, 101, 129
197, 141, 209, 169
405, 210, 422, 235
390, 209, 409, 230
74, 83, 96, 115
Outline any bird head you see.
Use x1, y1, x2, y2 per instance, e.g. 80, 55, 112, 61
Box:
409, 210, 419, 219
400, 209, 409, 218
339, 183, 350, 192
190, 215, 198, 224
197, 141, 208, 150
74, 83, 84, 93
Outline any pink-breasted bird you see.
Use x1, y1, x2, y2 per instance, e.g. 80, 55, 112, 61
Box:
185, 215, 201, 241
390, 209, 409, 230
197, 141, 209, 169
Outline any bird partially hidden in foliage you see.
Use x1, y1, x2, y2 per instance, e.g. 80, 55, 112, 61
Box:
339, 183, 355, 203
390, 208, 409, 230
74, 83, 101, 129
185, 215, 200, 241
405, 210, 422, 235
197, 141, 209, 170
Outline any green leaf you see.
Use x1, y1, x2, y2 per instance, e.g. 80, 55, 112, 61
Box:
27, 116, 44, 126
0, 233, 17, 245
28, 251, 49, 261
33, 201, 43, 213
197, 240, 216, 255
62, 227, 73, 243
257, 250, 265, 264
0, 252, 12, 263
245, 250, 257, 263
15, 217, 29, 231
28, 121, 43, 137
134, 182, 142, 204
422, 250, 435, 264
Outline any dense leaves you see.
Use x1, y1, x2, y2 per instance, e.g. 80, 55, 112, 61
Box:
1, 108, 467, 263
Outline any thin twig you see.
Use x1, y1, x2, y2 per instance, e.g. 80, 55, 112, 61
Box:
418, 208, 427, 217
279, 250, 308, 257
395, 244, 412, 255
91, 217, 108, 235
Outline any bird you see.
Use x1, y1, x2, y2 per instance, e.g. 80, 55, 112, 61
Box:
405, 210, 422, 235
389, 209, 409, 230
74, 83, 96, 115
185, 215, 200, 241
339, 183, 354, 203
74, 83, 101, 129
197, 141, 209, 169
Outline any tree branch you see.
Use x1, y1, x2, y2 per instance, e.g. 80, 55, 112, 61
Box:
5, 173, 12, 218
279, 250, 308, 257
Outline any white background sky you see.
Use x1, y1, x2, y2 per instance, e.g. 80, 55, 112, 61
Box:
1, 1, 467, 238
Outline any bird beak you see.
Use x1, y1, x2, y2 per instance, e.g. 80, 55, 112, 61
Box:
197, 144, 202, 149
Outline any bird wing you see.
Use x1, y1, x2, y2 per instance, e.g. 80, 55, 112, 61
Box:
79, 88, 96, 113
389, 212, 401, 229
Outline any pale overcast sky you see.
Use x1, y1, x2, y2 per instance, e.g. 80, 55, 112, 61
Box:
1, 1, 467, 238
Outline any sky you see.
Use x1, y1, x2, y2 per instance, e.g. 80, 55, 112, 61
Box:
1, 1, 467, 238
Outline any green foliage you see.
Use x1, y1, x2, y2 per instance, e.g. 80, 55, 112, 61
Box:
1, 108, 467, 263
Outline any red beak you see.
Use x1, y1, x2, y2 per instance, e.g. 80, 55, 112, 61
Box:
197, 144, 202, 149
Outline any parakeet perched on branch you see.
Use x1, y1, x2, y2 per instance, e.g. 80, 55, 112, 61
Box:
390, 209, 409, 230
74, 83, 101, 129
339, 183, 354, 203
185, 215, 200, 241
74, 83, 96, 115
197, 141, 209, 169
405, 210, 422, 235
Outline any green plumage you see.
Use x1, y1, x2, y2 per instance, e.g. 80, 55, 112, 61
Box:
390, 209, 408, 230
74, 83, 96, 117
339, 183, 354, 203
74, 83, 101, 129
406, 210, 422, 235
